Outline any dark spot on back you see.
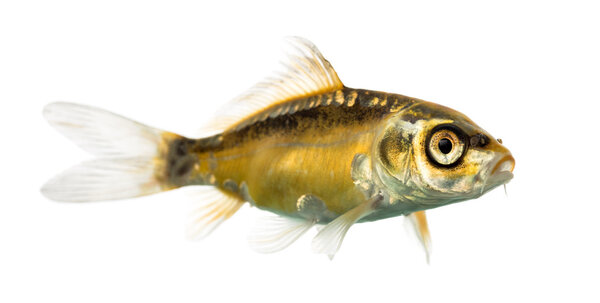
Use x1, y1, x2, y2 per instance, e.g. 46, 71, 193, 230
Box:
176, 141, 187, 156
165, 137, 197, 185
174, 158, 194, 178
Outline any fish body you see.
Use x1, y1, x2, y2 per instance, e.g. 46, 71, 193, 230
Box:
42, 38, 514, 259
172, 88, 412, 219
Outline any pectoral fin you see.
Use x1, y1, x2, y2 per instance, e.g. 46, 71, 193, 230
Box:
312, 194, 383, 259
406, 211, 432, 263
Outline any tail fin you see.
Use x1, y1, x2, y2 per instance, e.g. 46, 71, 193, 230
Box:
41, 102, 177, 202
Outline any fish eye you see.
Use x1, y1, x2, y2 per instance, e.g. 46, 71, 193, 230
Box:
427, 127, 466, 166
438, 138, 452, 154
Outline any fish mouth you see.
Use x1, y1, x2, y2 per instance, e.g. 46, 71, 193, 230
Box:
478, 154, 515, 195
491, 155, 515, 176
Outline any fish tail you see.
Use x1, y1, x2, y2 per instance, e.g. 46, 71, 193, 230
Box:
41, 102, 187, 202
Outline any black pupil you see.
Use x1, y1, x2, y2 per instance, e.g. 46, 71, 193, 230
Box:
438, 138, 452, 154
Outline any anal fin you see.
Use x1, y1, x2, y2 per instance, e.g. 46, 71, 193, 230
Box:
186, 186, 244, 240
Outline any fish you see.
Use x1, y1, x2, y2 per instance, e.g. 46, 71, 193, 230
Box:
41, 37, 515, 260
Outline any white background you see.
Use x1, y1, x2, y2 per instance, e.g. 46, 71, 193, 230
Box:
1, 1, 599, 302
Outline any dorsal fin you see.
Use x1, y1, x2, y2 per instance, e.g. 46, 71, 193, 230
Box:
203, 37, 344, 135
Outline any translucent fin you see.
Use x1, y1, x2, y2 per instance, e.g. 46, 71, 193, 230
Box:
43, 102, 162, 158
204, 37, 344, 134
41, 102, 175, 202
42, 157, 162, 202
312, 195, 381, 259
248, 213, 314, 253
405, 211, 432, 263
186, 187, 244, 240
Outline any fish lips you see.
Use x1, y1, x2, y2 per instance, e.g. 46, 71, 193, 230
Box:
491, 155, 515, 182
478, 154, 515, 195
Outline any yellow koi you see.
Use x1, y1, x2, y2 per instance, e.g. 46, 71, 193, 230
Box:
42, 37, 514, 259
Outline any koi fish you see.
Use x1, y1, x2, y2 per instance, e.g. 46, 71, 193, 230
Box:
42, 37, 515, 260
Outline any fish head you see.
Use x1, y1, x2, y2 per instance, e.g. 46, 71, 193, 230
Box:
374, 101, 515, 206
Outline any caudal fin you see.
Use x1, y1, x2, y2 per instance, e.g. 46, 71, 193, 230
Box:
41, 102, 176, 202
